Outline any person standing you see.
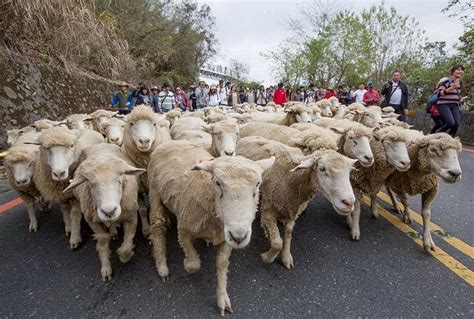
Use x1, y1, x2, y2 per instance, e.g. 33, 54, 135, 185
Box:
218, 80, 228, 106
208, 85, 221, 107
135, 84, 153, 106
435, 65, 464, 137
256, 86, 267, 106
273, 83, 287, 106
174, 86, 190, 111
188, 85, 197, 111
305, 83, 317, 103
266, 87, 274, 103
239, 87, 248, 103
363, 82, 380, 106
381, 69, 409, 121
195, 81, 209, 109
157, 82, 175, 113
247, 88, 256, 104
227, 85, 240, 106
351, 83, 367, 105
323, 86, 336, 99
110, 81, 134, 110
151, 85, 162, 113
337, 85, 352, 105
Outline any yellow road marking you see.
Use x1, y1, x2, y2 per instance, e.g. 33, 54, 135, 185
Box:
376, 191, 474, 259
361, 196, 474, 287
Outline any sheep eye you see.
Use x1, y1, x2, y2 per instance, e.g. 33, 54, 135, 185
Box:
215, 181, 221, 187
353, 140, 358, 145
319, 166, 326, 172
130, 122, 134, 126
256, 181, 261, 188
70, 144, 74, 148
153, 123, 157, 127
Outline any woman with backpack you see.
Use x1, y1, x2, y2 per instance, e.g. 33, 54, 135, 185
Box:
433, 65, 464, 136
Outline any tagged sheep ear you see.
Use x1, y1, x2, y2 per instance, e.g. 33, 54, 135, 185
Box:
123, 166, 146, 176
63, 175, 86, 193
23, 141, 42, 145
290, 158, 315, 172
330, 127, 346, 134
191, 160, 214, 172
256, 156, 275, 171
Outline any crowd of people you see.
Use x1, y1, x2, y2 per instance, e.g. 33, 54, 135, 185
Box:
110, 65, 465, 137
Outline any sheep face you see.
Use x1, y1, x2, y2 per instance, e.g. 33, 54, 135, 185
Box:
104, 119, 125, 146
45, 145, 77, 181
291, 151, 356, 215
7, 129, 20, 146
343, 130, 374, 167
425, 139, 462, 183
320, 105, 332, 117
192, 156, 275, 249
66, 115, 93, 130
311, 110, 322, 120
380, 139, 411, 171
358, 109, 384, 128
65, 156, 145, 222
6, 158, 35, 187
94, 116, 111, 135
285, 106, 313, 124
128, 119, 157, 152
204, 122, 240, 156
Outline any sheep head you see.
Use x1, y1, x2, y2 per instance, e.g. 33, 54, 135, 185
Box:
373, 126, 411, 171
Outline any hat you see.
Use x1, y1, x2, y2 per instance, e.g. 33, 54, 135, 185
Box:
151, 85, 159, 90
367, 81, 374, 88
210, 85, 217, 90
119, 81, 129, 87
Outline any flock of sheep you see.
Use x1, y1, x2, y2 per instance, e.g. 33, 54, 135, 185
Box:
4, 96, 463, 316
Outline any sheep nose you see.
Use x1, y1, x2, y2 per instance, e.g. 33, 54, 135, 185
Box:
224, 150, 234, 156
53, 170, 66, 179
378, 122, 385, 127
341, 199, 354, 209
364, 155, 374, 163
305, 119, 312, 123
448, 170, 462, 177
400, 160, 411, 168
100, 207, 117, 218
139, 138, 150, 145
16, 178, 27, 185
229, 231, 248, 245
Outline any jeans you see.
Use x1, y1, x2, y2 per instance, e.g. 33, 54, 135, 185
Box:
437, 103, 461, 137
430, 117, 444, 134
389, 104, 405, 122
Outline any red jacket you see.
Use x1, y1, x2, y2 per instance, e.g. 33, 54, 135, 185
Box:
323, 90, 336, 99
273, 88, 287, 105
363, 89, 380, 106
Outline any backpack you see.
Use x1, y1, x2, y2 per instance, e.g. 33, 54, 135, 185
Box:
425, 78, 452, 113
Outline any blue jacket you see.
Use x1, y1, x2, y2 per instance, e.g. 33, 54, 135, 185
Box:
111, 91, 134, 109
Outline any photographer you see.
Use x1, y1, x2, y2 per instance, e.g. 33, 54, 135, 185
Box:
381, 69, 409, 121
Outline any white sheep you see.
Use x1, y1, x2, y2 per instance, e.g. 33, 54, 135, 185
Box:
165, 108, 182, 126
89, 109, 118, 134
60, 114, 93, 130
384, 133, 462, 252
4, 144, 50, 232
251, 104, 313, 125
148, 140, 275, 316
345, 106, 384, 128
64, 144, 145, 281
170, 117, 206, 139
6, 126, 39, 147
237, 136, 357, 269
102, 117, 125, 146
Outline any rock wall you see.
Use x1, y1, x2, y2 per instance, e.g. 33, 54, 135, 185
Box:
410, 110, 474, 145
0, 54, 116, 150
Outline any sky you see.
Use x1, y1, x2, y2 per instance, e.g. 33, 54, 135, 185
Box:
198, 0, 466, 85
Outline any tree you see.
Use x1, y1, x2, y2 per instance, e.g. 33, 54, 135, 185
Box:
229, 58, 250, 81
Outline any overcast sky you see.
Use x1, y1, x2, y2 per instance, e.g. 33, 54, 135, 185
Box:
198, 0, 465, 85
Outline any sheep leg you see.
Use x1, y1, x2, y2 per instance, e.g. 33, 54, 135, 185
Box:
26, 202, 38, 233
421, 186, 438, 252
370, 194, 379, 218
216, 242, 233, 316
90, 223, 112, 281
149, 195, 169, 281
399, 193, 412, 224
38, 197, 51, 213
387, 187, 403, 214
69, 200, 82, 250
138, 193, 150, 238
260, 213, 282, 264
281, 220, 295, 269
59, 201, 72, 236
117, 216, 137, 263
178, 230, 201, 273
350, 200, 361, 241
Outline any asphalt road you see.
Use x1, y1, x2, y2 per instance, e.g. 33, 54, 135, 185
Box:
0, 151, 473, 318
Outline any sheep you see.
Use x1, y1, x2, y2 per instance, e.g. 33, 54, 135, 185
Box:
314, 99, 332, 117
256, 105, 275, 113
121, 105, 166, 237
4, 144, 50, 232
384, 133, 462, 252
63, 144, 145, 281
383, 117, 412, 129
28, 127, 104, 249
240, 122, 302, 146
174, 130, 212, 148
226, 112, 253, 124
31, 119, 58, 132
6, 126, 38, 146
308, 104, 322, 120
203, 120, 240, 157
345, 106, 384, 128
165, 108, 182, 126
148, 139, 275, 315
60, 113, 93, 130
251, 104, 313, 125
346, 126, 411, 240
236, 136, 357, 269
170, 117, 207, 139
205, 112, 229, 124
89, 109, 118, 134
103, 117, 125, 146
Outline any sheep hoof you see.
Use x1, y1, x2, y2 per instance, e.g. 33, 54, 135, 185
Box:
29, 222, 38, 233
371, 211, 379, 219
281, 254, 294, 269
101, 266, 112, 282
69, 235, 82, 250
351, 230, 360, 241
402, 214, 412, 224
261, 252, 276, 264
65, 227, 71, 237
184, 257, 201, 273
217, 292, 233, 316
157, 263, 169, 281
117, 247, 134, 263
423, 238, 437, 252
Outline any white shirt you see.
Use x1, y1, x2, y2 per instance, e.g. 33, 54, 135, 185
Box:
218, 86, 227, 105
389, 82, 402, 105
208, 93, 220, 106
352, 89, 367, 104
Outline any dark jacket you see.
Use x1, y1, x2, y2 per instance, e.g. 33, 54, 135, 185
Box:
381, 81, 408, 109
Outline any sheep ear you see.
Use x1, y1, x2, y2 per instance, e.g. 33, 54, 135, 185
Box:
330, 127, 346, 134
372, 127, 381, 133
23, 141, 42, 145
292, 137, 306, 147
63, 175, 86, 193
202, 124, 213, 134
255, 156, 275, 172
55, 120, 67, 127
83, 116, 93, 122
191, 159, 214, 172
290, 158, 315, 172
123, 165, 146, 176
